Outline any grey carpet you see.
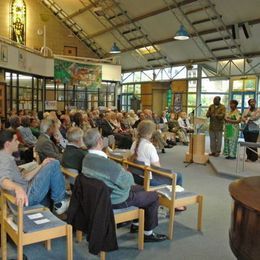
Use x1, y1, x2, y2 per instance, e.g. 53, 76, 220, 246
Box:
6, 143, 238, 260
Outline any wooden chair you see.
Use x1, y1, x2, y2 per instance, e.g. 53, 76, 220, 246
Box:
61, 167, 144, 260
100, 206, 144, 260
146, 165, 203, 240
1, 191, 73, 260
124, 160, 203, 240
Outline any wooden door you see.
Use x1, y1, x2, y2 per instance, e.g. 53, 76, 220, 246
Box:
152, 89, 167, 115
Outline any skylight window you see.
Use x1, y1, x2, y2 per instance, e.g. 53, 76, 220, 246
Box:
136, 45, 158, 55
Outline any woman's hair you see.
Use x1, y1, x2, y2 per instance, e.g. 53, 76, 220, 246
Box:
9, 115, 20, 129
132, 120, 156, 159
20, 116, 31, 127
230, 99, 238, 107
73, 112, 83, 127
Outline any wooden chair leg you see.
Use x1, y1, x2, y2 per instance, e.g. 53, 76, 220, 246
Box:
168, 206, 175, 240
100, 251, 106, 260
138, 209, 144, 250
1, 228, 7, 260
197, 195, 203, 231
67, 225, 73, 260
76, 230, 83, 243
45, 240, 51, 251
17, 243, 23, 260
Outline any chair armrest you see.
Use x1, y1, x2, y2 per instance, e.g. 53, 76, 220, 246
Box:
147, 184, 169, 191
2, 191, 16, 204
61, 167, 78, 178
147, 167, 175, 180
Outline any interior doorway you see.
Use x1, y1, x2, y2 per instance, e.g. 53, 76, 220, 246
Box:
152, 89, 167, 115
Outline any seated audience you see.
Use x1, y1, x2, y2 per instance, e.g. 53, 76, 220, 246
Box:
82, 128, 167, 242
60, 114, 71, 139
100, 112, 132, 149
35, 119, 62, 163
30, 117, 40, 138
0, 129, 69, 214
18, 116, 37, 147
178, 112, 194, 134
61, 127, 87, 173
168, 112, 189, 145
130, 120, 183, 187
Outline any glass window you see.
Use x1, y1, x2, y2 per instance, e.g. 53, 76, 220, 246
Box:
162, 68, 171, 80
187, 67, 198, 78
122, 73, 134, 83
134, 72, 141, 82
232, 80, 243, 91
122, 85, 128, 93
19, 75, 32, 88
134, 84, 141, 94
154, 69, 162, 80
172, 66, 187, 79
201, 94, 229, 107
244, 79, 256, 91
188, 94, 196, 106
128, 85, 134, 93
258, 94, 260, 107
188, 80, 197, 92
201, 78, 229, 92
142, 70, 153, 81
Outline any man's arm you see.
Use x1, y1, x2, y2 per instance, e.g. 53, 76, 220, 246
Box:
206, 105, 212, 118
22, 158, 55, 181
215, 105, 226, 120
1, 178, 28, 206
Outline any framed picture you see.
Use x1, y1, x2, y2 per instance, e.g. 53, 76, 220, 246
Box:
1, 45, 8, 62
64, 46, 77, 56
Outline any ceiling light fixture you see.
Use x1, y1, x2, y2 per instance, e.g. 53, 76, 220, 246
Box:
110, 42, 121, 54
174, 25, 189, 40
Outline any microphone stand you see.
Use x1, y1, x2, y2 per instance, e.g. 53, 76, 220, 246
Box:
185, 103, 202, 167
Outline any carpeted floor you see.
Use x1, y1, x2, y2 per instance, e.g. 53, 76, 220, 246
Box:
6, 142, 239, 260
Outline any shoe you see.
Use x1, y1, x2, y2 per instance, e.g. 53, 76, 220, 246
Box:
54, 198, 70, 215
209, 153, 216, 156
161, 148, 166, 153
225, 156, 230, 159
130, 224, 139, 233
175, 206, 187, 212
166, 140, 176, 146
144, 232, 167, 242
229, 157, 236, 160
164, 144, 173, 149
214, 153, 220, 157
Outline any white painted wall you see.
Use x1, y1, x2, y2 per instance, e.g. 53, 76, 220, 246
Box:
0, 41, 121, 81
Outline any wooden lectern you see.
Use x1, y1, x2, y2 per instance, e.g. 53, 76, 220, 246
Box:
185, 134, 208, 164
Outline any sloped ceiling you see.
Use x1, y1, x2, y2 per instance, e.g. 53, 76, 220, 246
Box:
41, 0, 260, 72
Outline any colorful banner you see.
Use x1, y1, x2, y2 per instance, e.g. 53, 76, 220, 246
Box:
54, 59, 102, 88
167, 88, 172, 108
174, 93, 182, 113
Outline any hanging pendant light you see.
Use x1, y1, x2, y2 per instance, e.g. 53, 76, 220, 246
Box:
110, 42, 121, 54
174, 25, 189, 40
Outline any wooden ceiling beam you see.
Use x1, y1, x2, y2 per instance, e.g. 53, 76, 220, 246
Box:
122, 51, 260, 73
63, 3, 95, 20
184, 5, 213, 15
118, 17, 260, 53
88, 0, 198, 39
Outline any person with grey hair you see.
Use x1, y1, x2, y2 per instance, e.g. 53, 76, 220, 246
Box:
35, 119, 62, 163
18, 116, 37, 146
62, 127, 87, 173
81, 128, 167, 242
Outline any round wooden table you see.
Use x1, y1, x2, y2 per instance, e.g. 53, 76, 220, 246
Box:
229, 176, 260, 260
